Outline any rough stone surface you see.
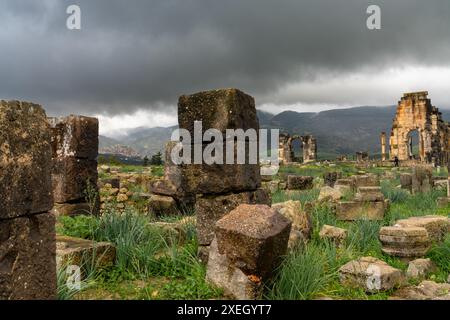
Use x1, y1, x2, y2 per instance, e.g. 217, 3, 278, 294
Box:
287, 175, 314, 190
411, 166, 433, 194
400, 173, 413, 191
148, 194, 179, 216
52, 157, 98, 203
379, 226, 431, 258
178, 88, 259, 139
272, 200, 312, 242
319, 225, 348, 246
0, 212, 56, 300
318, 186, 344, 202
339, 257, 404, 292
406, 258, 436, 279
354, 187, 385, 202
206, 238, 262, 300
323, 172, 341, 187
196, 189, 271, 246
395, 215, 450, 242
390, 281, 450, 300
48, 115, 98, 160
215, 204, 291, 278
336, 201, 386, 221
56, 235, 116, 270
0, 100, 53, 218
352, 175, 380, 188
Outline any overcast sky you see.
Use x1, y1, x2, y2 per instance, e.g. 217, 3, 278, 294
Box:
1, 0, 450, 136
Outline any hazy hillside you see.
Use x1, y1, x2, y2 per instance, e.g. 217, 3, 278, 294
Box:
99, 106, 450, 159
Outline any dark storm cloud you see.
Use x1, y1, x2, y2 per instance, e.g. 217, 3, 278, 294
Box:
0, 0, 449, 116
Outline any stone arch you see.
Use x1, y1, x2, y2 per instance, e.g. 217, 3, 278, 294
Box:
278, 133, 317, 164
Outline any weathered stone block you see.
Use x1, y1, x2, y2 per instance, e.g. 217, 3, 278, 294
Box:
412, 166, 433, 194
318, 186, 344, 202
406, 258, 436, 280
352, 174, 380, 188
206, 239, 262, 300
0, 101, 53, 219
395, 215, 450, 242
196, 189, 271, 246
354, 186, 384, 202
400, 173, 413, 191
335, 178, 355, 189
56, 235, 116, 270
272, 200, 312, 242
52, 157, 98, 203
0, 212, 56, 300
48, 115, 98, 160
287, 175, 314, 190
148, 194, 179, 216
98, 178, 120, 189
379, 226, 431, 258
178, 88, 259, 139
323, 172, 341, 187
336, 201, 386, 221
215, 204, 291, 278
319, 225, 348, 246
339, 257, 404, 292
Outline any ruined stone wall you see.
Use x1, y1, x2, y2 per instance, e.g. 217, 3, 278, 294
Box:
278, 133, 318, 164
48, 115, 99, 216
389, 92, 450, 166
0, 101, 56, 299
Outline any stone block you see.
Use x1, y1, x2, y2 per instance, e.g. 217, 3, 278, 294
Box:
272, 200, 312, 242
379, 226, 431, 258
395, 215, 450, 242
319, 225, 348, 246
196, 189, 271, 246
400, 173, 412, 191
148, 194, 179, 216
287, 175, 314, 190
0, 212, 56, 300
354, 186, 384, 202
178, 88, 259, 140
206, 239, 262, 300
48, 115, 98, 160
339, 257, 404, 292
52, 157, 98, 203
336, 201, 386, 221
406, 258, 436, 280
215, 204, 291, 278
56, 235, 115, 270
323, 171, 341, 187
412, 166, 433, 194
352, 174, 380, 188
0, 101, 53, 219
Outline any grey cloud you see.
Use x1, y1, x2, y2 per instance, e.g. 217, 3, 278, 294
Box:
0, 0, 450, 116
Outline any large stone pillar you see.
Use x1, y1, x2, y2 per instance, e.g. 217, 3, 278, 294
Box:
0, 100, 56, 300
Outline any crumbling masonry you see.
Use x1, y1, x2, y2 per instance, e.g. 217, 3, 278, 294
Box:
388, 92, 450, 166
278, 133, 317, 164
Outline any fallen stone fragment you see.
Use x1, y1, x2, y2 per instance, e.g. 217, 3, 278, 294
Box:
406, 258, 436, 280
319, 225, 348, 246
379, 226, 431, 258
272, 200, 312, 242
56, 235, 116, 270
390, 281, 450, 300
148, 194, 179, 216
215, 204, 291, 278
287, 175, 314, 190
395, 215, 450, 242
339, 257, 404, 292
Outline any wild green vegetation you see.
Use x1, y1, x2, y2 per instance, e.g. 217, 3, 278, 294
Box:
58, 163, 450, 300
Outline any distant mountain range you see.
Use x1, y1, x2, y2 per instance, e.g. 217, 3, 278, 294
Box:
99, 106, 450, 160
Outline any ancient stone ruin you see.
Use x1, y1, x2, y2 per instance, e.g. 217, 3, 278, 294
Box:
0, 100, 56, 299
48, 115, 100, 216
278, 133, 317, 164
387, 92, 450, 166
355, 151, 369, 162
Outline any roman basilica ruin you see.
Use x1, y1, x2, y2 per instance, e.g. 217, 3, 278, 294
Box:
278, 134, 317, 164
385, 91, 450, 166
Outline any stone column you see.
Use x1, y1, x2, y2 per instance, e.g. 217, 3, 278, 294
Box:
0, 100, 56, 300
48, 115, 99, 216
380, 132, 387, 161
177, 88, 271, 263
